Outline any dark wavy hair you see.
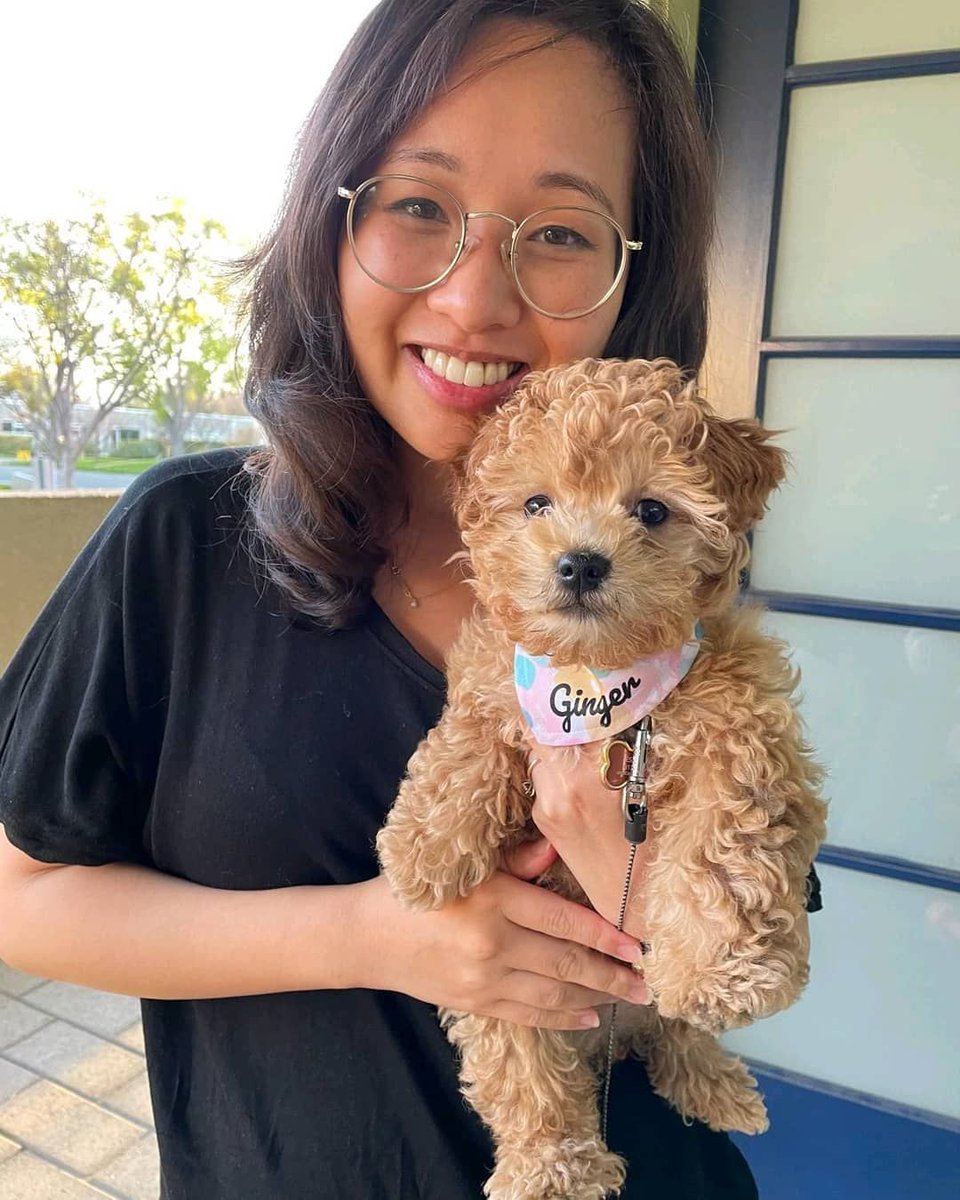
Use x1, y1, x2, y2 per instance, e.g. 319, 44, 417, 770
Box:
240, 0, 714, 628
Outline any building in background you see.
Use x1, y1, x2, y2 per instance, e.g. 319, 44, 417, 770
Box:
0, 400, 261, 456
700, 2, 959, 1197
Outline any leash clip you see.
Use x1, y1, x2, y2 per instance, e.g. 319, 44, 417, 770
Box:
621, 716, 651, 844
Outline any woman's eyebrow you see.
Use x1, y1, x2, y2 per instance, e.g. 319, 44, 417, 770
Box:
384, 148, 615, 216
387, 146, 461, 171
534, 171, 615, 217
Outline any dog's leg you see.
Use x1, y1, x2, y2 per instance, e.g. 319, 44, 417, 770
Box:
446, 1012, 626, 1200
643, 1018, 768, 1135
377, 710, 526, 910
643, 698, 825, 1033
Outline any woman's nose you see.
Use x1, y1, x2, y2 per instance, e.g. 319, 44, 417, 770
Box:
425, 221, 523, 331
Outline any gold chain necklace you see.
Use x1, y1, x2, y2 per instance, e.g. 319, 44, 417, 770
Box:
389, 560, 464, 609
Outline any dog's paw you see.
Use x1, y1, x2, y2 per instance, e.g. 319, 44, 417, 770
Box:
485, 1140, 626, 1200
650, 971, 759, 1034
376, 826, 453, 910
379, 854, 452, 912
669, 1062, 769, 1135
722, 1087, 769, 1136
682, 1081, 769, 1136
650, 988, 727, 1034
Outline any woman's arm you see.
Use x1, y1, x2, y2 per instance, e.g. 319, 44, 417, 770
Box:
0, 826, 647, 1027
0, 825, 358, 998
528, 743, 654, 939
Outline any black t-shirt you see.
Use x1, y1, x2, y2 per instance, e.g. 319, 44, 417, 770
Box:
0, 451, 760, 1199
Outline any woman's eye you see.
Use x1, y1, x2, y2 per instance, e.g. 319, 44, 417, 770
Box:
523, 494, 552, 517
634, 498, 669, 526
391, 197, 447, 223
532, 225, 592, 250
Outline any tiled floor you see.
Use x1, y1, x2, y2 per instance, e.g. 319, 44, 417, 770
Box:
0, 962, 159, 1199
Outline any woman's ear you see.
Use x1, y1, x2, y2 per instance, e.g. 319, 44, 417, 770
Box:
696, 412, 787, 533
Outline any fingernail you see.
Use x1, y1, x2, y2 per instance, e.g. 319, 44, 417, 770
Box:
629, 981, 651, 1004
619, 944, 645, 965
578, 1010, 601, 1029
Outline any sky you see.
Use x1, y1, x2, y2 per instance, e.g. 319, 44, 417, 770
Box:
2, 0, 380, 247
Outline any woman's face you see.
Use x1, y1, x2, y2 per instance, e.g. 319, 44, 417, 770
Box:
338, 21, 637, 462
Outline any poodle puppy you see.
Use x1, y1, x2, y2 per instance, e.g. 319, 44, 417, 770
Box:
377, 358, 827, 1200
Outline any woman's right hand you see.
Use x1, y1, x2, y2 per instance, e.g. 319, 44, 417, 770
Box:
353, 845, 649, 1030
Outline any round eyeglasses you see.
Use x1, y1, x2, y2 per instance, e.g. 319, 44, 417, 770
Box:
337, 174, 642, 321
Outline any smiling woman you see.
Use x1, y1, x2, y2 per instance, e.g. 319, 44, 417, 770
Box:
0, 4, 748, 1200
337, 24, 638, 462
241, 0, 712, 634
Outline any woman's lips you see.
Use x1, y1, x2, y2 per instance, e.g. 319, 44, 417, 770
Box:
405, 346, 528, 412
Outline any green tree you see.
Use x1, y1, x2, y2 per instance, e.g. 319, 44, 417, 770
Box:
0, 201, 237, 487
148, 290, 246, 458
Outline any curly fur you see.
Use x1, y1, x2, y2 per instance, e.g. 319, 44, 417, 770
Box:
377, 358, 827, 1199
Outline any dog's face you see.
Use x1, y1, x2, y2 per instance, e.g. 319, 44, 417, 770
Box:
453, 358, 785, 668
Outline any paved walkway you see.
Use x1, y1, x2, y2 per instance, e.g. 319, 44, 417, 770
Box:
0, 961, 159, 1199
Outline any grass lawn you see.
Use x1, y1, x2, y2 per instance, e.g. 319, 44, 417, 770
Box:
74, 456, 163, 474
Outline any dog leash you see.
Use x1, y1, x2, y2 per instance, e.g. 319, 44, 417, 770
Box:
599, 713, 651, 1145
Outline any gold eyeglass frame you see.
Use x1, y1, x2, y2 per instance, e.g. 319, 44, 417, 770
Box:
337, 173, 643, 321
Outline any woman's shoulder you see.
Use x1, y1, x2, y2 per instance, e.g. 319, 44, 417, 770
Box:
112, 447, 254, 531
78, 447, 258, 583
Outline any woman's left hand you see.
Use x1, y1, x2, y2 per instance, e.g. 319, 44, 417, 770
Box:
525, 740, 654, 941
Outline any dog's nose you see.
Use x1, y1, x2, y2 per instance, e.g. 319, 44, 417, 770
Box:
556, 551, 611, 594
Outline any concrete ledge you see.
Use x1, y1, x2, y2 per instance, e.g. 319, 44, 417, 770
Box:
0, 493, 121, 669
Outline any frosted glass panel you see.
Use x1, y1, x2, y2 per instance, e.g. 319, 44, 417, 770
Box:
751, 358, 960, 609
795, 0, 960, 63
770, 75, 960, 337
724, 866, 960, 1118
761, 612, 960, 871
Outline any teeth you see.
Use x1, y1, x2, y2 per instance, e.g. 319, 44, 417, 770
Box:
420, 347, 516, 388
464, 362, 485, 387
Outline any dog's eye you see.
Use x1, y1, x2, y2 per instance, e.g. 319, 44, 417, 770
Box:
523, 495, 553, 517
634, 498, 669, 526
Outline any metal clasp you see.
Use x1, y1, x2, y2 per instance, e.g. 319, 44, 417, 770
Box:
621, 715, 651, 844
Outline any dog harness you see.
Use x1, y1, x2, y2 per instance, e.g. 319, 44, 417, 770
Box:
514, 626, 701, 747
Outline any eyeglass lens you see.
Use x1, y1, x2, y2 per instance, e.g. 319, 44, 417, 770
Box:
349, 177, 624, 318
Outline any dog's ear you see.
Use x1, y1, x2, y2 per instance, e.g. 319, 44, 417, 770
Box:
448, 371, 557, 531
695, 412, 787, 533
446, 441, 477, 527
446, 405, 514, 533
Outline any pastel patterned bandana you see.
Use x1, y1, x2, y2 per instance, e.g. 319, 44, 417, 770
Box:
514, 628, 702, 747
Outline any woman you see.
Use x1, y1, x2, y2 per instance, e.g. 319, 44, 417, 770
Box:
0, 2, 770, 1196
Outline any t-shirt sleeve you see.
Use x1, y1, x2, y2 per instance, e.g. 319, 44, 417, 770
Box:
0, 483, 164, 867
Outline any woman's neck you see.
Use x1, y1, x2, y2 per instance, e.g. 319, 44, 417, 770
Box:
392, 446, 463, 574
373, 445, 475, 671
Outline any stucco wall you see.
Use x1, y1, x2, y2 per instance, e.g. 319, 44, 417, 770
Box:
0, 492, 120, 669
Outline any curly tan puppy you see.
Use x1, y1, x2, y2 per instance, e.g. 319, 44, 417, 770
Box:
378, 358, 827, 1200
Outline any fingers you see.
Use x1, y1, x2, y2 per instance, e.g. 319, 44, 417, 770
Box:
503, 970, 625, 1014
503, 836, 558, 881
499, 875, 644, 967
517, 932, 651, 1006
489, 1000, 604, 1031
